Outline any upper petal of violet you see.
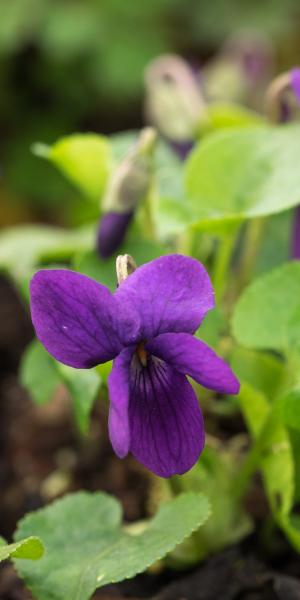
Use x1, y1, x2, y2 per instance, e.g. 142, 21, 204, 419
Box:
147, 332, 240, 395
115, 254, 214, 339
30, 269, 140, 368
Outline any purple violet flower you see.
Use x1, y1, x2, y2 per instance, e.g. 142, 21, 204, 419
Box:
97, 128, 156, 259
30, 254, 239, 478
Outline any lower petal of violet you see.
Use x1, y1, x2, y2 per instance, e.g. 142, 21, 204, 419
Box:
128, 354, 205, 478
97, 211, 134, 259
108, 347, 135, 458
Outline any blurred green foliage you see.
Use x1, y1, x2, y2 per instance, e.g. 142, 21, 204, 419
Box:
1, 0, 300, 223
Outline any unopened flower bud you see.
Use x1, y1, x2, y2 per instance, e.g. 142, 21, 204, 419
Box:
97, 128, 157, 259
265, 68, 300, 123
203, 32, 273, 108
97, 212, 134, 259
144, 54, 206, 142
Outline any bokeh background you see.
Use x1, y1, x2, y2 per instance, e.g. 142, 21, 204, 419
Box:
1, 0, 300, 229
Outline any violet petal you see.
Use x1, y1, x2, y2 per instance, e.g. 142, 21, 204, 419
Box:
128, 355, 205, 477
291, 68, 300, 104
147, 332, 240, 395
115, 254, 214, 339
30, 269, 140, 368
97, 211, 134, 259
108, 347, 134, 458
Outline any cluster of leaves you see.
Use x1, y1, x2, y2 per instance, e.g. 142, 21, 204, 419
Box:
2, 109, 300, 594
3, 40, 300, 595
2, 0, 300, 218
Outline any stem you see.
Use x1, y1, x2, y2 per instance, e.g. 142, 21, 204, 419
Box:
138, 186, 156, 241
234, 411, 277, 501
213, 232, 237, 303
238, 217, 266, 290
177, 228, 194, 255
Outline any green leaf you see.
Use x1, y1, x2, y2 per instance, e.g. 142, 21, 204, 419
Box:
14, 491, 210, 600
0, 224, 95, 283
200, 103, 264, 134
110, 130, 139, 161
96, 361, 112, 385
231, 347, 285, 400
58, 365, 101, 435
254, 211, 292, 276
153, 195, 194, 238
20, 341, 101, 434
0, 536, 44, 562
185, 125, 300, 232
238, 382, 294, 518
172, 447, 252, 563
195, 308, 225, 349
33, 134, 111, 201
153, 150, 192, 238
276, 389, 300, 432
232, 262, 300, 354
20, 340, 61, 406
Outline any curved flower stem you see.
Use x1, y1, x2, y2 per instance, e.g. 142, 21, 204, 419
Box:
213, 230, 238, 304
177, 228, 194, 256
139, 187, 156, 241
237, 217, 266, 291
233, 410, 278, 501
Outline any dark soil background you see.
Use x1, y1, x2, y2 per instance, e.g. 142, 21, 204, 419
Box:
1, 273, 300, 599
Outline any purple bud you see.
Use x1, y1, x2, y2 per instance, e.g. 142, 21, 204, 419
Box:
97, 211, 134, 259
203, 32, 274, 108
265, 67, 300, 124
97, 128, 156, 259
290, 68, 300, 104
223, 32, 274, 83
170, 140, 194, 160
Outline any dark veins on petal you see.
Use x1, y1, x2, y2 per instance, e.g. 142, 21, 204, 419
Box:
128, 352, 204, 477
47, 279, 119, 360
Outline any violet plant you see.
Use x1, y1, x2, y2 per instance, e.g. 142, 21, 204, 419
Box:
3, 49, 300, 600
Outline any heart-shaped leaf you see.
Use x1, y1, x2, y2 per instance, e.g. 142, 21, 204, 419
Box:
185, 125, 300, 232
33, 134, 111, 201
232, 262, 300, 354
14, 491, 210, 600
